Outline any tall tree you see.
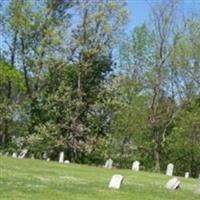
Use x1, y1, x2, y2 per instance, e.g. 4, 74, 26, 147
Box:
26, 0, 128, 161
146, 0, 180, 171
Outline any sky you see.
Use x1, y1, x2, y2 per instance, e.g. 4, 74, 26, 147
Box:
127, 0, 150, 30
126, 0, 200, 32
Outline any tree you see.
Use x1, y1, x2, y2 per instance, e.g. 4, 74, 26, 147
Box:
51, 0, 128, 161
9, 0, 128, 161
0, 58, 25, 148
118, 0, 181, 171
166, 97, 200, 177
145, 0, 180, 171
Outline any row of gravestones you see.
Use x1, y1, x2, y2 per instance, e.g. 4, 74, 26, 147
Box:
108, 174, 200, 194
166, 163, 190, 179
108, 175, 181, 190
40, 151, 70, 163
106, 159, 200, 193
2, 150, 71, 164
1, 149, 28, 159
1, 152, 194, 179
104, 159, 140, 171
104, 159, 191, 179
2, 152, 200, 193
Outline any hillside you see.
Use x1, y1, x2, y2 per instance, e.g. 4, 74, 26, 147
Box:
0, 156, 199, 200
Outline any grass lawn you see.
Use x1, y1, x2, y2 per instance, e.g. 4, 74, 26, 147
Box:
0, 156, 199, 200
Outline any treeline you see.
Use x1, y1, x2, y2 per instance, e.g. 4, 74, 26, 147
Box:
0, 0, 200, 177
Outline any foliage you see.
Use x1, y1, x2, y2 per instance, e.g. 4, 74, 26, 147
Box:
1, 0, 200, 178
166, 97, 200, 177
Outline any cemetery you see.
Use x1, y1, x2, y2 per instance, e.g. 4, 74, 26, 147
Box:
0, 155, 200, 200
1, 0, 200, 199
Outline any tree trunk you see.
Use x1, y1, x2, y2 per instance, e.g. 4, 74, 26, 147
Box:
154, 147, 160, 172
154, 130, 161, 172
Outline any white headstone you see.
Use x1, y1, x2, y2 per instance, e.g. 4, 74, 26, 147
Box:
185, 172, 189, 179
166, 177, 181, 190
108, 175, 124, 189
18, 149, 28, 159
12, 152, 17, 158
166, 163, 174, 176
64, 160, 70, 164
132, 161, 140, 171
31, 154, 35, 159
59, 151, 64, 163
47, 158, 50, 161
104, 158, 113, 169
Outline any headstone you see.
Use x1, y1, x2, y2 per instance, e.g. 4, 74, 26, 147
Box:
104, 158, 113, 169
12, 152, 18, 158
195, 179, 200, 194
59, 151, 64, 163
64, 160, 70, 164
31, 154, 35, 159
166, 163, 174, 176
47, 158, 50, 161
18, 149, 28, 159
43, 152, 47, 160
109, 175, 124, 189
132, 161, 140, 171
185, 172, 189, 179
166, 177, 181, 190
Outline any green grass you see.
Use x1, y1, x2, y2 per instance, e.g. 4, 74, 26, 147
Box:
0, 156, 199, 200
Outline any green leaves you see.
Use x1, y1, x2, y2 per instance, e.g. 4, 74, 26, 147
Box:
0, 59, 24, 90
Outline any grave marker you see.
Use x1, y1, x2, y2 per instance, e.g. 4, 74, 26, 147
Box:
12, 152, 17, 158
185, 172, 189, 179
166, 163, 174, 176
18, 149, 28, 159
132, 161, 140, 171
166, 177, 180, 190
108, 175, 124, 189
104, 158, 113, 169
59, 151, 64, 163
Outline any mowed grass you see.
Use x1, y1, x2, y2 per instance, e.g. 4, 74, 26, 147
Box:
0, 156, 199, 200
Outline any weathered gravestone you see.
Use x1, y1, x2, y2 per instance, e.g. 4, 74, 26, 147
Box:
59, 151, 64, 163
12, 152, 17, 158
166, 177, 181, 190
18, 149, 28, 159
31, 154, 35, 159
132, 161, 140, 171
47, 158, 50, 162
185, 172, 189, 179
64, 160, 70, 164
104, 158, 113, 169
108, 175, 124, 189
166, 163, 174, 176
43, 152, 47, 160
